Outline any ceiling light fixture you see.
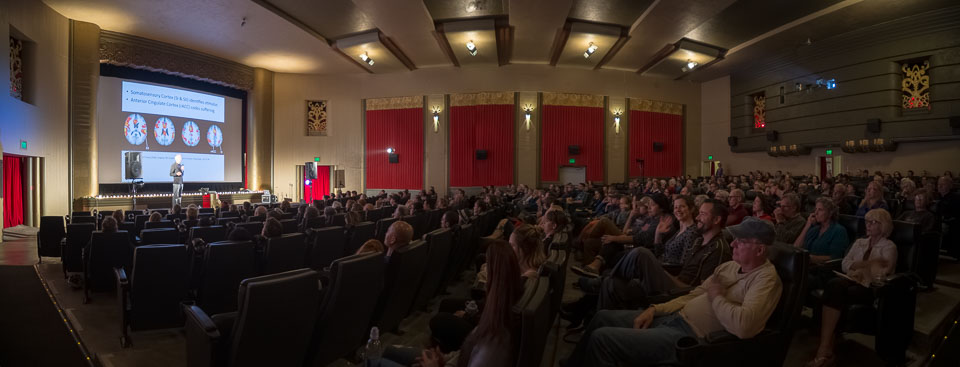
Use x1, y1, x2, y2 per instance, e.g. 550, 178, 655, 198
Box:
681, 60, 698, 72
466, 40, 478, 56
583, 42, 599, 59
359, 52, 375, 66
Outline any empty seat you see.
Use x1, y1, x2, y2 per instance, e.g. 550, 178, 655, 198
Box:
134, 214, 151, 233
38, 216, 65, 261
217, 217, 241, 226
375, 217, 398, 243
372, 240, 429, 333
195, 241, 258, 315
890, 220, 919, 273
144, 220, 176, 230
117, 244, 189, 347
426, 209, 443, 233
262, 233, 308, 275
279, 219, 297, 234
188, 225, 227, 245
305, 253, 384, 367
344, 221, 375, 255
305, 226, 346, 270
62, 223, 96, 278
84, 231, 132, 300
186, 269, 321, 367
71, 211, 91, 219
411, 228, 454, 312
234, 222, 263, 236
140, 228, 180, 246
71, 215, 97, 226
119, 221, 138, 243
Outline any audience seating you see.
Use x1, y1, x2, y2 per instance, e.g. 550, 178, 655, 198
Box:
134, 214, 151, 233
38, 216, 65, 261
247, 215, 266, 223
185, 269, 321, 367
837, 214, 862, 243
364, 209, 382, 223
144, 220, 176, 230
344, 221, 375, 255
375, 217, 398, 243
331, 213, 346, 227
379, 206, 396, 222
305, 226, 346, 270
195, 240, 258, 315
188, 226, 227, 246
233, 222, 263, 236
675, 244, 808, 367
514, 276, 552, 367
116, 244, 189, 347
372, 240, 429, 334
61, 223, 96, 278
216, 217, 241, 226
306, 252, 385, 367
410, 228, 454, 312
262, 233, 308, 275
426, 209, 443, 234
71, 215, 98, 227
84, 231, 131, 301
279, 219, 297, 234
443, 223, 474, 287
140, 228, 180, 246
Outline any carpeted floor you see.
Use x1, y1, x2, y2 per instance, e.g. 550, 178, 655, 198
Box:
0, 265, 90, 367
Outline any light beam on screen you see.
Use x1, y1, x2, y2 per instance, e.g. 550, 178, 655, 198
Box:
244, 52, 318, 73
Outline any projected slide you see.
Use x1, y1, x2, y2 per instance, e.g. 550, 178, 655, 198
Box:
122, 81, 224, 122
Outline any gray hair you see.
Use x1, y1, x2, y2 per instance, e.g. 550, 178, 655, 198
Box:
815, 196, 839, 222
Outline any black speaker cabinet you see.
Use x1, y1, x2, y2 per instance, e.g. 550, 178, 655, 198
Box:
766, 130, 779, 142
304, 162, 317, 179
388, 153, 399, 164
867, 118, 882, 133
476, 150, 488, 160
653, 142, 664, 152
950, 116, 960, 129
727, 136, 738, 147
568, 145, 581, 155
125, 152, 142, 179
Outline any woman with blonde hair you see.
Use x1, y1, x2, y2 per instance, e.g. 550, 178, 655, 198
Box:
855, 181, 888, 217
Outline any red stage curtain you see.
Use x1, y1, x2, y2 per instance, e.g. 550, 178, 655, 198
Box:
365, 108, 424, 190
303, 165, 331, 202
450, 104, 514, 186
629, 110, 683, 177
3, 157, 23, 228
541, 105, 604, 182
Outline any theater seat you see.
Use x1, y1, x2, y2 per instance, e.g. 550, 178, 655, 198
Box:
117, 244, 189, 347
675, 244, 808, 367
375, 217, 398, 243
216, 217, 240, 226
185, 269, 320, 367
344, 221, 375, 255
140, 228, 180, 246
61, 223, 96, 278
233, 222, 263, 236
84, 231, 131, 301
279, 219, 297, 234
262, 233, 308, 275
188, 226, 227, 246
195, 241, 258, 315
410, 228, 454, 312
364, 209, 382, 223
38, 216, 65, 262
837, 214, 862, 244
444, 224, 474, 287
145, 220, 177, 230
306, 252, 385, 367
305, 226, 346, 270
515, 276, 552, 367
372, 240, 429, 334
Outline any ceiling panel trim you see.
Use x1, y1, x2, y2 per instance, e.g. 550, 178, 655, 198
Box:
251, 0, 330, 43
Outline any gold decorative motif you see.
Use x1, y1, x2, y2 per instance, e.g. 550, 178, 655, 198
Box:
628, 98, 683, 115
450, 92, 514, 106
901, 60, 930, 110
9, 37, 23, 100
306, 100, 328, 136
366, 95, 424, 111
99, 30, 254, 90
753, 94, 766, 128
543, 92, 604, 108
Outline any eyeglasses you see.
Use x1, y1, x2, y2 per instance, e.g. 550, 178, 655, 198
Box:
865, 219, 881, 225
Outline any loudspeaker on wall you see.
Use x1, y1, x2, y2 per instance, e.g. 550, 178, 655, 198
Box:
653, 142, 664, 152
476, 150, 488, 160
950, 116, 960, 129
388, 153, 399, 164
568, 145, 581, 155
867, 118, 881, 133
125, 152, 142, 179
766, 130, 778, 142
727, 136, 738, 147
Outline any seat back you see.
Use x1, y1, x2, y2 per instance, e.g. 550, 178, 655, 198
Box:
837, 214, 862, 244
230, 269, 321, 367
197, 241, 258, 314
364, 209, 382, 223
307, 253, 385, 367
38, 216, 65, 257
305, 226, 346, 270
379, 206, 396, 221
541, 249, 568, 317
129, 244, 189, 331
345, 221, 376, 255
331, 213, 346, 227
279, 219, 298, 234
63, 223, 96, 273
235, 221, 263, 236
199, 207, 214, 214
890, 220, 919, 273
217, 217, 241, 226
188, 225, 227, 245
87, 231, 132, 292
375, 217, 398, 243
755, 244, 808, 367
263, 233, 308, 275
120, 221, 138, 244
134, 214, 150, 233
411, 229, 454, 312
515, 276, 552, 367
144, 220, 176, 230
140, 228, 180, 246
71, 215, 97, 227
447, 223, 475, 282
373, 240, 429, 333
247, 215, 266, 223
426, 209, 443, 233
401, 215, 422, 240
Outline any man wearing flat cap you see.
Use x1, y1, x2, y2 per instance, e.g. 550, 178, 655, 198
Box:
564, 217, 783, 367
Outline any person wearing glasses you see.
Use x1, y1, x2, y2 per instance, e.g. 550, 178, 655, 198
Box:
773, 193, 806, 244
807, 208, 896, 367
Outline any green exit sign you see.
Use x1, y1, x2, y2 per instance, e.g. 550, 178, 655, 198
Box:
20, 140, 26, 150
314, 157, 320, 162
707, 155, 713, 160
569, 158, 576, 164
826, 149, 833, 155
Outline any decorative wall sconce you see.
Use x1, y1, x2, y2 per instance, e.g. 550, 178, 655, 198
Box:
431, 106, 442, 133
522, 104, 534, 131
612, 108, 623, 134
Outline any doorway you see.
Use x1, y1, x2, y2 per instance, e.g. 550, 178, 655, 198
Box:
558, 166, 586, 185
701, 161, 721, 177
301, 165, 331, 203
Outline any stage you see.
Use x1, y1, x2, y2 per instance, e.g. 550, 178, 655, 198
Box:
73, 191, 266, 212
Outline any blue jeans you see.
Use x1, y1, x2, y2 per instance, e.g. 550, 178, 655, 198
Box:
568, 309, 697, 367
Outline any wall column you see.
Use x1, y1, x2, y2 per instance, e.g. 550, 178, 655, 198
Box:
516, 91, 539, 188
605, 97, 627, 183
68, 20, 100, 209
424, 94, 447, 195
248, 68, 274, 191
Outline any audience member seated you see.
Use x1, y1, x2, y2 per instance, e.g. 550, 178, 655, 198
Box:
726, 189, 748, 226
562, 215, 783, 367
111, 209, 124, 224
936, 176, 960, 258
299, 206, 321, 232
148, 212, 162, 223
540, 209, 569, 252
807, 208, 897, 367
575, 194, 672, 277
185, 205, 199, 222
261, 217, 282, 238
227, 227, 253, 242
393, 205, 410, 220
829, 184, 855, 215
385, 220, 414, 260
356, 239, 385, 255
896, 189, 936, 234
774, 193, 806, 243
751, 194, 775, 223
794, 197, 849, 265
855, 181, 888, 217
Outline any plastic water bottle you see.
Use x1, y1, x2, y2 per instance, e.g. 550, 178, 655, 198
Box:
364, 326, 383, 366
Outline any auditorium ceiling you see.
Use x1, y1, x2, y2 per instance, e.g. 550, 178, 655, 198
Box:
43, 0, 958, 80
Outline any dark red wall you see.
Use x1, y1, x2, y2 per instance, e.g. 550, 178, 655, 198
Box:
449, 104, 515, 187
365, 108, 424, 189
629, 110, 683, 177
541, 105, 604, 182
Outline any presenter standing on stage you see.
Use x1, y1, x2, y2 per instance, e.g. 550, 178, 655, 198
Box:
170, 154, 184, 206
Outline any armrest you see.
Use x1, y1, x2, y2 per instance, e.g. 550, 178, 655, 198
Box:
822, 259, 842, 272
662, 264, 682, 276
183, 304, 222, 367
704, 330, 739, 344
115, 267, 131, 343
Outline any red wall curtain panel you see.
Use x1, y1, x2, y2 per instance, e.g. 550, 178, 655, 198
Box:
541, 105, 604, 182
629, 110, 683, 177
365, 107, 424, 190
303, 165, 331, 202
450, 104, 515, 187
3, 156, 24, 228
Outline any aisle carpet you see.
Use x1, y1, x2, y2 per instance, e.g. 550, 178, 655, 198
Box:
0, 265, 88, 367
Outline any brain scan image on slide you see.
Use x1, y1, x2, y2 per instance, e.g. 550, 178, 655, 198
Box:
123, 113, 148, 146
207, 124, 223, 153
182, 121, 201, 147
154, 117, 176, 146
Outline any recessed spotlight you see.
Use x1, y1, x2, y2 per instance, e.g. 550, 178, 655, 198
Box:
583, 42, 599, 59
466, 40, 477, 56
681, 59, 698, 72
359, 52, 375, 66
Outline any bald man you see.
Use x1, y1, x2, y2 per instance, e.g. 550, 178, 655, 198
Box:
384, 220, 414, 259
